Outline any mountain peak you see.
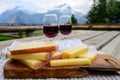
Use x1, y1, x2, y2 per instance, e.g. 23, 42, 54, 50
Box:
55, 3, 71, 10
56, 3, 69, 8
53, 3, 74, 14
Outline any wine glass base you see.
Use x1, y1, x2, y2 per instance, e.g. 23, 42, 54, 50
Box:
49, 38, 53, 41
63, 35, 68, 39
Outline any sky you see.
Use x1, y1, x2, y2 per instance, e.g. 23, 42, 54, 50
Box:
0, 0, 93, 14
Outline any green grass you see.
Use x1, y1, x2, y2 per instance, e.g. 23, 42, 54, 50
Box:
22, 31, 43, 37
0, 35, 13, 41
34, 32, 43, 36
0, 31, 44, 41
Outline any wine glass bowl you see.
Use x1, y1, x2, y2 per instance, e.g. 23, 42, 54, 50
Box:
59, 15, 72, 38
43, 14, 59, 40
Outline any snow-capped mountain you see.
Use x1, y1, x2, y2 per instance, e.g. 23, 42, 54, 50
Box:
48, 4, 87, 24
0, 7, 44, 24
50, 4, 75, 15
0, 4, 87, 24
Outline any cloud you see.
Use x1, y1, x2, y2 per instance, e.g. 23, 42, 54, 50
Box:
0, 0, 93, 14
72, 0, 93, 14
0, 0, 16, 13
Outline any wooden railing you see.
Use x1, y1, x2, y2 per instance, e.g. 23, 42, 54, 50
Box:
72, 23, 120, 30
0, 26, 42, 37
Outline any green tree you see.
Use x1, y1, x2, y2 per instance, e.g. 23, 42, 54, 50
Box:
87, 0, 107, 23
71, 14, 77, 25
87, 0, 120, 23
107, 0, 120, 23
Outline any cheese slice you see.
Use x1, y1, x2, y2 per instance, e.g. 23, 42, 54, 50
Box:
62, 46, 88, 59
14, 41, 54, 50
50, 58, 91, 67
78, 53, 97, 62
6, 52, 50, 60
16, 59, 48, 70
11, 41, 58, 55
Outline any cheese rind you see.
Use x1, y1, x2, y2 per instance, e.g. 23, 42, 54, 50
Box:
11, 41, 58, 55
78, 53, 97, 62
6, 52, 50, 60
51, 52, 62, 60
62, 46, 88, 59
50, 58, 91, 67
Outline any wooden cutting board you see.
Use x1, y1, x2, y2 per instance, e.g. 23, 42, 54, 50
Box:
4, 54, 120, 79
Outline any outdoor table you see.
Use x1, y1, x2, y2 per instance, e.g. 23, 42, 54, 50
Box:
0, 30, 120, 80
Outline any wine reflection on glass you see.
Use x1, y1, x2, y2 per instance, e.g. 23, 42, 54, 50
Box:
59, 15, 72, 39
43, 14, 59, 41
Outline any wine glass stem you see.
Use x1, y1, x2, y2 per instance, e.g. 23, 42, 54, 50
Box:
64, 35, 67, 39
49, 38, 53, 41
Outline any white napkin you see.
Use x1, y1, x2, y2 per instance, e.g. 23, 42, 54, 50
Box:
53, 38, 99, 53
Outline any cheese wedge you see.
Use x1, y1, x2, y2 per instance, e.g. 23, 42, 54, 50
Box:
51, 52, 62, 60
6, 52, 51, 60
62, 46, 88, 59
78, 53, 97, 62
16, 59, 48, 70
11, 41, 58, 55
50, 58, 91, 67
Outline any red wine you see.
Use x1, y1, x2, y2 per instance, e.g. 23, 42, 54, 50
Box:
60, 24, 72, 35
43, 25, 59, 38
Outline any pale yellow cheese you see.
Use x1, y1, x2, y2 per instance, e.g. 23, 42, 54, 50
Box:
62, 46, 88, 59
50, 58, 91, 67
16, 59, 43, 70
6, 52, 50, 60
62, 46, 79, 52
13, 41, 56, 50
78, 53, 97, 62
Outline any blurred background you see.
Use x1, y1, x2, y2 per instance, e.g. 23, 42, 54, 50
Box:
0, 0, 120, 41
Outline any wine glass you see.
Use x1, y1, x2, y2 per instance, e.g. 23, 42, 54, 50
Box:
43, 14, 59, 41
59, 15, 72, 39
